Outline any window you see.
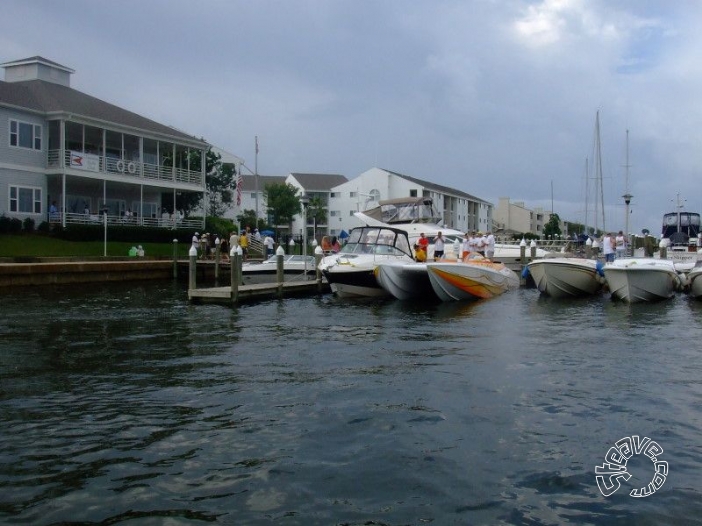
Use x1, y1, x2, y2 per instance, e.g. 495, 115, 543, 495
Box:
9, 185, 42, 214
409, 189, 418, 197
350, 191, 357, 198
9, 120, 42, 150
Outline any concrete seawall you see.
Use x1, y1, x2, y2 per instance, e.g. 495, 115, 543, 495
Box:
0, 260, 178, 287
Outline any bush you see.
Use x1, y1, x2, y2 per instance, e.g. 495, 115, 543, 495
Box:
37, 221, 51, 233
23, 217, 35, 233
0, 215, 22, 234
53, 224, 197, 244
205, 216, 236, 237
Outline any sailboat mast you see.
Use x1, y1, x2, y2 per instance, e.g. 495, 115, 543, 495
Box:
594, 111, 606, 234
584, 157, 589, 235
622, 129, 633, 245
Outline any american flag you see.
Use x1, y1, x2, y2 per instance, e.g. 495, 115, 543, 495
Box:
236, 173, 243, 207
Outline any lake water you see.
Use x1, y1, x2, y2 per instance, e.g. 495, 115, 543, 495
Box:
1, 281, 702, 525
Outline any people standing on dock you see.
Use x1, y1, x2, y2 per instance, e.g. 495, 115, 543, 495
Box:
602, 232, 615, 262
433, 232, 445, 260
220, 236, 229, 262
331, 236, 341, 253
240, 231, 249, 260
229, 231, 239, 254
418, 233, 429, 256
264, 234, 275, 258
475, 232, 486, 256
615, 231, 626, 259
192, 232, 200, 256
486, 231, 495, 260
461, 232, 471, 260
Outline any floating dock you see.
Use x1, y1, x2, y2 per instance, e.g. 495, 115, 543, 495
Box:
188, 280, 330, 304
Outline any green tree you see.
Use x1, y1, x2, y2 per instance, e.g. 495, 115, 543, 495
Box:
543, 213, 562, 239
174, 147, 235, 217
307, 195, 327, 229
264, 183, 301, 231
236, 209, 266, 232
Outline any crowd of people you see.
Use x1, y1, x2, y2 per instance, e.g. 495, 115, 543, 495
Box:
413, 230, 496, 262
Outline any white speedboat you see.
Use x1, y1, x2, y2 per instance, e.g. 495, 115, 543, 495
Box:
685, 264, 702, 299
604, 258, 683, 303
318, 225, 415, 297
425, 258, 519, 301
242, 254, 316, 275
526, 257, 605, 298
375, 261, 434, 300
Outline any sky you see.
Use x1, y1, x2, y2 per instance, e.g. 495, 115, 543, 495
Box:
3, 0, 701, 235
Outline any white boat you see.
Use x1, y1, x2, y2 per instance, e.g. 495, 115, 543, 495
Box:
659, 198, 702, 271
686, 264, 702, 299
354, 197, 549, 264
375, 261, 434, 300
425, 258, 520, 301
318, 225, 415, 297
242, 254, 316, 275
603, 258, 683, 303
526, 257, 605, 298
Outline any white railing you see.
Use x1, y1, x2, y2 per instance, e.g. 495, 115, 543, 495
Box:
47, 150, 204, 187
49, 212, 201, 230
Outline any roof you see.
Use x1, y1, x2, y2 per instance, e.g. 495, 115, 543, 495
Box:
290, 172, 348, 191
0, 78, 208, 147
1, 56, 75, 73
380, 168, 489, 204
240, 174, 286, 191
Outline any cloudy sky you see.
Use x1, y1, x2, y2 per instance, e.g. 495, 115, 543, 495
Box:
3, 0, 701, 235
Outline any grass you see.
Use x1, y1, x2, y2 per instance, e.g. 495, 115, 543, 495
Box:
0, 234, 190, 258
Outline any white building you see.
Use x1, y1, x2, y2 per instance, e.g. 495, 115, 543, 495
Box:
0, 56, 208, 229
326, 168, 492, 237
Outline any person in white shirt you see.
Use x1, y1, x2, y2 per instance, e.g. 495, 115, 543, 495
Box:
433, 232, 445, 260
461, 232, 471, 260
615, 231, 626, 259
264, 235, 275, 258
486, 231, 495, 260
602, 233, 615, 262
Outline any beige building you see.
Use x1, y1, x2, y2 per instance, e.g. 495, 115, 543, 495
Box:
494, 197, 550, 236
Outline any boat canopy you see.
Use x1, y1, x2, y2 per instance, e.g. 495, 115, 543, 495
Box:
662, 211, 700, 245
361, 197, 441, 225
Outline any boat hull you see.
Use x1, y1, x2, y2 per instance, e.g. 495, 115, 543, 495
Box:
375, 261, 434, 300
527, 258, 603, 298
426, 260, 519, 301
686, 267, 702, 299
604, 258, 681, 303
323, 267, 390, 298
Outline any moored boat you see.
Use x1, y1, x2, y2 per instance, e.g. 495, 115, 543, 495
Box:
242, 254, 316, 276
425, 258, 519, 301
604, 258, 682, 303
685, 264, 702, 299
526, 257, 605, 298
318, 225, 415, 298
375, 261, 434, 300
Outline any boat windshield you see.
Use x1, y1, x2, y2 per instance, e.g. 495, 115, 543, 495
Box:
340, 227, 412, 256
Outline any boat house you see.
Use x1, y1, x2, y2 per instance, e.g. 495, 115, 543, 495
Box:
0, 56, 208, 230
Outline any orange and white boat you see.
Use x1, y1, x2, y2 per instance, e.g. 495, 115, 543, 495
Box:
426, 256, 519, 301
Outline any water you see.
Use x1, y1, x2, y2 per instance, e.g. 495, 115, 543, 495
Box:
1, 282, 702, 525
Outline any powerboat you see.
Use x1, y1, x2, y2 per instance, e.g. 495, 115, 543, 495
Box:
242, 254, 316, 276
659, 200, 702, 271
685, 263, 702, 299
604, 258, 683, 303
375, 261, 434, 300
318, 225, 415, 297
525, 257, 605, 298
354, 197, 549, 264
425, 257, 520, 301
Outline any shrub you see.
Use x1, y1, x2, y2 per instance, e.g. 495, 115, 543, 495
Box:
0, 215, 23, 234
37, 221, 51, 233
23, 217, 35, 233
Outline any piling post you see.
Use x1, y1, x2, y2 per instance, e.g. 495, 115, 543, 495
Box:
214, 236, 221, 281
236, 245, 244, 285
315, 245, 324, 292
276, 245, 285, 298
172, 238, 178, 278
585, 237, 593, 258
230, 245, 239, 303
188, 245, 198, 291
519, 238, 526, 263
530, 239, 537, 261
659, 240, 668, 260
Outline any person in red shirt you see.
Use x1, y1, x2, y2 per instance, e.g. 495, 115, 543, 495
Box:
417, 232, 429, 260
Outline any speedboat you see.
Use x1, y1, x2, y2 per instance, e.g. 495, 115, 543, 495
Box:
604, 258, 683, 303
525, 257, 605, 298
318, 225, 415, 297
375, 260, 434, 300
685, 263, 702, 299
242, 254, 316, 275
425, 257, 519, 301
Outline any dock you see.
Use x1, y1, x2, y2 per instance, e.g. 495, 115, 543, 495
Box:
188, 280, 330, 304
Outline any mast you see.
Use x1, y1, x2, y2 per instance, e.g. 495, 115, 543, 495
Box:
584, 157, 589, 235
622, 129, 632, 250
593, 110, 606, 234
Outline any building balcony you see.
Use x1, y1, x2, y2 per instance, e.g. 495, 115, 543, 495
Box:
47, 150, 204, 187
49, 212, 201, 229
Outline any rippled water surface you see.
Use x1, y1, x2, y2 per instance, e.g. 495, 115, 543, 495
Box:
1, 282, 702, 525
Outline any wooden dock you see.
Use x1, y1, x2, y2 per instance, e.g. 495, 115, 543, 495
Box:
188, 280, 330, 304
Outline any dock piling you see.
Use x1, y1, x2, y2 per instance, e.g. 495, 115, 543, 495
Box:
188, 245, 198, 290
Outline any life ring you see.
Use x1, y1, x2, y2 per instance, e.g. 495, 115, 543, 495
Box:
116, 160, 125, 172
127, 162, 136, 174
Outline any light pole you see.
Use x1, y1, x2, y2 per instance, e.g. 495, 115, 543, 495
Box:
300, 195, 310, 272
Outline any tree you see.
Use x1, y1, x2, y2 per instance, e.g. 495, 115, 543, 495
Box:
264, 183, 301, 231
236, 209, 266, 232
307, 195, 327, 230
543, 213, 562, 239
174, 147, 235, 217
